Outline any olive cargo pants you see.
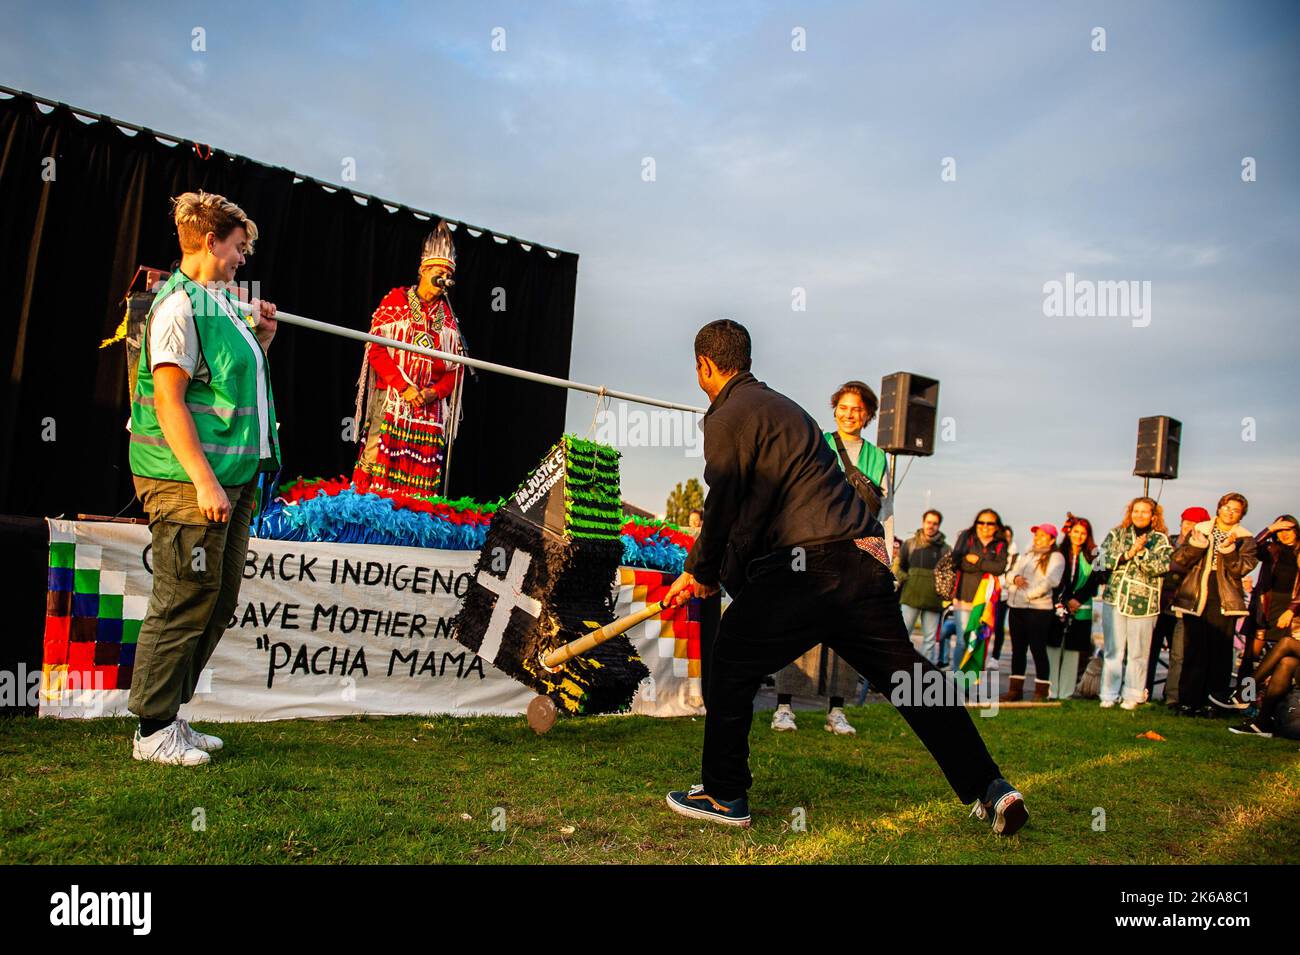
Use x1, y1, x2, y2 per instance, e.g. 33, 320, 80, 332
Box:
127, 477, 256, 721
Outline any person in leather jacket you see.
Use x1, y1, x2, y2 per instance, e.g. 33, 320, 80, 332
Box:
1171, 492, 1259, 714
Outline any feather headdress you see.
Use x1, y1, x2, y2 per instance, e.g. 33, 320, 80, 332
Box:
420, 220, 457, 271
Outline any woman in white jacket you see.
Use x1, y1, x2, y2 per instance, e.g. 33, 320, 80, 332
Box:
1002, 524, 1066, 702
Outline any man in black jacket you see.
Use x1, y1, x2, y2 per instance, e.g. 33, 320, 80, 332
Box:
663, 320, 1026, 834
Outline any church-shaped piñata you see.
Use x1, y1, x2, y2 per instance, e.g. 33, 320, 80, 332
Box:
450, 435, 649, 715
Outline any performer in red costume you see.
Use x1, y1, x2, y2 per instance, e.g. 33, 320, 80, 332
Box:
353, 221, 466, 496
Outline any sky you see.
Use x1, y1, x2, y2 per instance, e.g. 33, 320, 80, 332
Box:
3, 0, 1298, 540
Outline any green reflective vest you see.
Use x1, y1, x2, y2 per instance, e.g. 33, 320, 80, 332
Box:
824, 431, 887, 488
129, 270, 279, 485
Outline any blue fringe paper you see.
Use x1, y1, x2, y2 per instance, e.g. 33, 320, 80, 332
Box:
620, 534, 688, 576
255, 487, 689, 575
255, 490, 489, 550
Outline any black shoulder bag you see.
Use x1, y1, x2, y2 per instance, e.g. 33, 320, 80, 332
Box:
833, 433, 884, 518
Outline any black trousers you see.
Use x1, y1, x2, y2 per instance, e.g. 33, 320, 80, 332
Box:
991, 601, 1009, 659
1178, 587, 1237, 709
1251, 635, 1300, 730
1234, 587, 1290, 688
701, 540, 1003, 803
698, 591, 721, 705
1146, 610, 1178, 694
1007, 607, 1053, 679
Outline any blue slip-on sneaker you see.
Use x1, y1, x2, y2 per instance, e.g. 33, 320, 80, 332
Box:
666, 785, 751, 828
969, 777, 1028, 836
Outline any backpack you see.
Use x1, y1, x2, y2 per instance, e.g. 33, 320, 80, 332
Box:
934, 550, 958, 602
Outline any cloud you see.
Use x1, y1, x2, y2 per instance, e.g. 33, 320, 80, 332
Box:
3, 0, 1297, 529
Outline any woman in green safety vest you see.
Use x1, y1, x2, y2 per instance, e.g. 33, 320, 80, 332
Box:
125, 191, 280, 766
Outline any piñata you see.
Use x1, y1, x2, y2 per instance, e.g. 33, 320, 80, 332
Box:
449, 435, 650, 715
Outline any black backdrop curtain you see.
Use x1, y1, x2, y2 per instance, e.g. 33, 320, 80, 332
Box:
0, 91, 579, 519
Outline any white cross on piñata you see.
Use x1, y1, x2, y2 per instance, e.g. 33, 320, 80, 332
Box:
474, 550, 543, 665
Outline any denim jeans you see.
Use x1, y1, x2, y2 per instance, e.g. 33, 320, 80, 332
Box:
900, 604, 943, 663
950, 607, 973, 671
1101, 609, 1156, 704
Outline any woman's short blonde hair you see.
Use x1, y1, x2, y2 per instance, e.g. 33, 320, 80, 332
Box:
171, 191, 258, 254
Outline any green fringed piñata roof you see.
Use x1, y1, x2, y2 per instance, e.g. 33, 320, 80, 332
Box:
560, 434, 623, 540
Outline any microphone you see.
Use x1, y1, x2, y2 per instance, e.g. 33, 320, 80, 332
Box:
433, 274, 455, 289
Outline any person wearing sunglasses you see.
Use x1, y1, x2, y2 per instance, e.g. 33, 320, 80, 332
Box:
949, 510, 1010, 671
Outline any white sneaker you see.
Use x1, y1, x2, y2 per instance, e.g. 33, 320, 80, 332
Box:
825, 707, 857, 736
1099, 700, 1116, 709
176, 717, 223, 753
132, 722, 210, 766
986, 657, 1001, 671
771, 705, 798, 732
1120, 700, 1140, 711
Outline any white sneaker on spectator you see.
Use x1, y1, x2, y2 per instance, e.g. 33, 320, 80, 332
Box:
986, 657, 1001, 671
825, 707, 857, 735
1099, 700, 1116, 709
176, 717, 223, 753
771, 705, 798, 732
132, 722, 209, 766
1120, 700, 1140, 711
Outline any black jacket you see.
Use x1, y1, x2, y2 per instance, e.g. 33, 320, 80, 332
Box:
1159, 533, 1190, 614
950, 529, 1010, 603
1171, 521, 1259, 618
1249, 530, 1300, 629
683, 372, 879, 595
1054, 545, 1102, 608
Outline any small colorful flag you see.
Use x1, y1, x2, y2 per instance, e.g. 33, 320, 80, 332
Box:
958, 574, 1001, 678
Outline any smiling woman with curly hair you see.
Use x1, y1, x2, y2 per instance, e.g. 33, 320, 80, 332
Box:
1098, 497, 1173, 710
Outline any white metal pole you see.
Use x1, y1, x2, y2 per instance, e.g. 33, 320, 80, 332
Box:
234, 302, 708, 415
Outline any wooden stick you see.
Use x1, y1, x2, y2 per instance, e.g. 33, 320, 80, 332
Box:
541, 600, 668, 670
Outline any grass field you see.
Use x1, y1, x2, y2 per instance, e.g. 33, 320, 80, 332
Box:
2, 701, 1297, 864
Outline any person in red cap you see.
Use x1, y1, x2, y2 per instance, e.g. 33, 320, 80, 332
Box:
1147, 506, 1211, 703
1002, 523, 1065, 701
